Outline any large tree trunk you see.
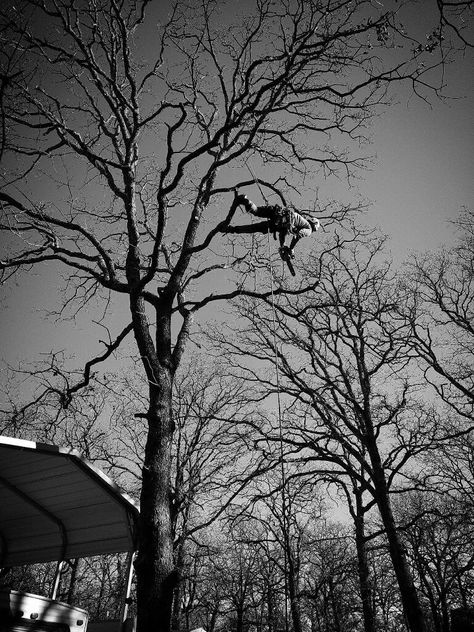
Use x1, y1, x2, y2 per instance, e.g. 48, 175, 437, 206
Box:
367, 436, 427, 632
127, 252, 178, 632
136, 375, 176, 632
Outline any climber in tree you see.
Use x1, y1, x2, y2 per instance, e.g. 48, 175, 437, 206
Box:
226, 193, 320, 260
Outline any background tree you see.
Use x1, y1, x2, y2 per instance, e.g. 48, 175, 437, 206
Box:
236, 475, 328, 632
212, 227, 444, 631
404, 208, 474, 424
0, 1, 453, 629
425, 423, 474, 514
397, 491, 474, 632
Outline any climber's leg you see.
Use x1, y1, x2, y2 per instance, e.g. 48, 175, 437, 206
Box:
225, 221, 270, 235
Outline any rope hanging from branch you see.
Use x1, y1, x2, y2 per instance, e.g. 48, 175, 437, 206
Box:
267, 223, 290, 632
245, 159, 290, 630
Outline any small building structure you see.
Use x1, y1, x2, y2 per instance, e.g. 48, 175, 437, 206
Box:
0, 435, 139, 632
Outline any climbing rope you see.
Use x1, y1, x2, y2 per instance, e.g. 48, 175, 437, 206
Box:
266, 227, 290, 632
244, 161, 271, 205
243, 160, 290, 629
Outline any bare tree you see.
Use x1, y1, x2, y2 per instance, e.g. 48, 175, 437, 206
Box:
237, 475, 326, 632
213, 228, 442, 631
0, 1, 451, 629
327, 471, 378, 632
398, 491, 474, 632
426, 425, 474, 513
404, 208, 474, 424
369, 549, 404, 632
300, 523, 360, 632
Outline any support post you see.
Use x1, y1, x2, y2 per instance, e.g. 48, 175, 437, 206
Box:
121, 551, 136, 630
50, 560, 65, 600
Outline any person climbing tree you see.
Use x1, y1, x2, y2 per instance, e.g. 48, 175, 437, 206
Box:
226, 193, 320, 261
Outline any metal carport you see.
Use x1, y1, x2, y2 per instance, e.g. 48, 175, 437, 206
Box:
0, 435, 139, 631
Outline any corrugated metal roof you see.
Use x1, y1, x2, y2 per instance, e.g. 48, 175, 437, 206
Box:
0, 435, 139, 566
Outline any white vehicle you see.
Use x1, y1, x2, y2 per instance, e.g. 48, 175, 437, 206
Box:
0, 435, 139, 632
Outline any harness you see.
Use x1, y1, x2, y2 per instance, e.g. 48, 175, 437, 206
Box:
271, 206, 295, 236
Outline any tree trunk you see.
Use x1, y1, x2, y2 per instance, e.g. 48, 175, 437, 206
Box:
454, 560, 469, 609
209, 604, 220, 632
440, 597, 451, 632
286, 547, 303, 632
267, 586, 275, 632
329, 579, 342, 632
171, 541, 186, 632
135, 365, 177, 632
367, 436, 427, 632
422, 580, 440, 632
235, 605, 244, 632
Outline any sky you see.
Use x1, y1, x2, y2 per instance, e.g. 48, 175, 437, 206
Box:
0, 1, 473, 392
364, 51, 474, 259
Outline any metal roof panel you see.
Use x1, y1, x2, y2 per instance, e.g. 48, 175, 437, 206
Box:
0, 435, 139, 566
